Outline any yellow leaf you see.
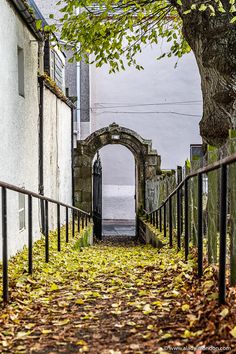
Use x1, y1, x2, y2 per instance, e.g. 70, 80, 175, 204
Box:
143, 304, 153, 314
147, 324, 154, 330
41, 329, 52, 334
152, 301, 163, 307
182, 330, 193, 338
160, 333, 172, 340
111, 303, 119, 308
92, 292, 101, 298
182, 304, 190, 312
203, 280, 214, 291
75, 299, 85, 305
50, 283, 58, 291
2, 341, 8, 347
24, 323, 35, 329
172, 290, 180, 297
16, 331, 31, 338
127, 321, 136, 326
220, 308, 229, 318
230, 326, 236, 338
76, 340, 87, 346
53, 319, 70, 326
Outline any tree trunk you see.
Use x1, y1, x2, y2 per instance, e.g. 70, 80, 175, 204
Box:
177, 2, 236, 147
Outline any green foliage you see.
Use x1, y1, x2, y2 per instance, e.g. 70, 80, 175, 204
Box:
46, 0, 189, 72
73, 227, 92, 250
36, 19, 42, 30
41, 0, 236, 72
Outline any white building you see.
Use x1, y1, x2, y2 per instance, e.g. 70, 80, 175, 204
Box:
0, 0, 73, 258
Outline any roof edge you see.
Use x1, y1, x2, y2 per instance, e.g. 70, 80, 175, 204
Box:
10, 0, 44, 41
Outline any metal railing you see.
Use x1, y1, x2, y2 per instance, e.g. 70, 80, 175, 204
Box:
143, 152, 236, 305
0, 180, 90, 303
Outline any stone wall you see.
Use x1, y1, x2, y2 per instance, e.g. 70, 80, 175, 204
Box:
138, 218, 164, 248
43, 86, 73, 229
74, 123, 161, 214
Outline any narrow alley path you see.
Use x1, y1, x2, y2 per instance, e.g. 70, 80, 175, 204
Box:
0, 233, 235, 353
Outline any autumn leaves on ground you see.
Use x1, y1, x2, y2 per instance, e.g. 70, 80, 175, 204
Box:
0, 228, 236, 354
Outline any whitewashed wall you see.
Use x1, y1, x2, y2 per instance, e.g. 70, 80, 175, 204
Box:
43, 87, 72, 229
0, 0, 40, 257
90, 45, 202, 219
0, 1, 73, 259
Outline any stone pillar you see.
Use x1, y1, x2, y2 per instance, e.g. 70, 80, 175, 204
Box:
74, 151, 93, 213
145, 154, 161, 212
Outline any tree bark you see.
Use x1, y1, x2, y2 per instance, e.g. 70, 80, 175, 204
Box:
177, 1, 236, 147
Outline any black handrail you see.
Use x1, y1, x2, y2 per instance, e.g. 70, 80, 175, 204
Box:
142, 151, 236, 305
0, 180, 90, 214
0, 180, 91, 304
145, 152, 236, 215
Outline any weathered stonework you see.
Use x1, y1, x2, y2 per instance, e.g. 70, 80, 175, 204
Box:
74, 123, 161, 213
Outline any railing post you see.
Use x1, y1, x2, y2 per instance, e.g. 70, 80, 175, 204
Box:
45, 200, 49, 263
150, 212, 153, 225
198, 173, 203, 277
169, 197, 173, 247
177, 188, 181, 250
155, 210, 158, 229
164, 203, 167, 238
72, 209, 75, 238
40, 200, 45, 235
229, 131, 236, 285
28, 195, 33, 274
184, 179, 189, 261
57, 204, 61, 252
219, 164, 228, 304
66, 207, 69, 243
2, 187, 8, 303
177, 166, 183, 234
159, 207, 162, 232
78, 211, 80, 233
82, 214, 85, 229
85, 214, 88, 227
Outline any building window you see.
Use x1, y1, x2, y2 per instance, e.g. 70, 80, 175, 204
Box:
44, 39, 65, 92
17, 46, 25, 97
19, 192, 26, 231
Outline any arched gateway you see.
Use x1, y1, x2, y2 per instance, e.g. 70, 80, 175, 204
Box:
74, 123, 161, 217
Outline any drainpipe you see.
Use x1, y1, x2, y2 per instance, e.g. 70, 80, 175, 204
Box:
38, 76, 45, 231
71, 107, 75, 206
38, 41, 44, 74
39, 77, 44, 195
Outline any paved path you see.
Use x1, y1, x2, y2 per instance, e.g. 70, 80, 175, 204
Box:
0, 235, 234, 353
102, 219, 136, 237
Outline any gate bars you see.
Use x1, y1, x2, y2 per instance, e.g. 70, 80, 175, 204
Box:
0, 180, 90, 303
144, 152, 236, 305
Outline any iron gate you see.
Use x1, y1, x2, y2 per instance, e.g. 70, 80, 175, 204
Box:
93, 152, 102, 239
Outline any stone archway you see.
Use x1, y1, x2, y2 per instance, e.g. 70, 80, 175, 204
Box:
74, 123, 161, 213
